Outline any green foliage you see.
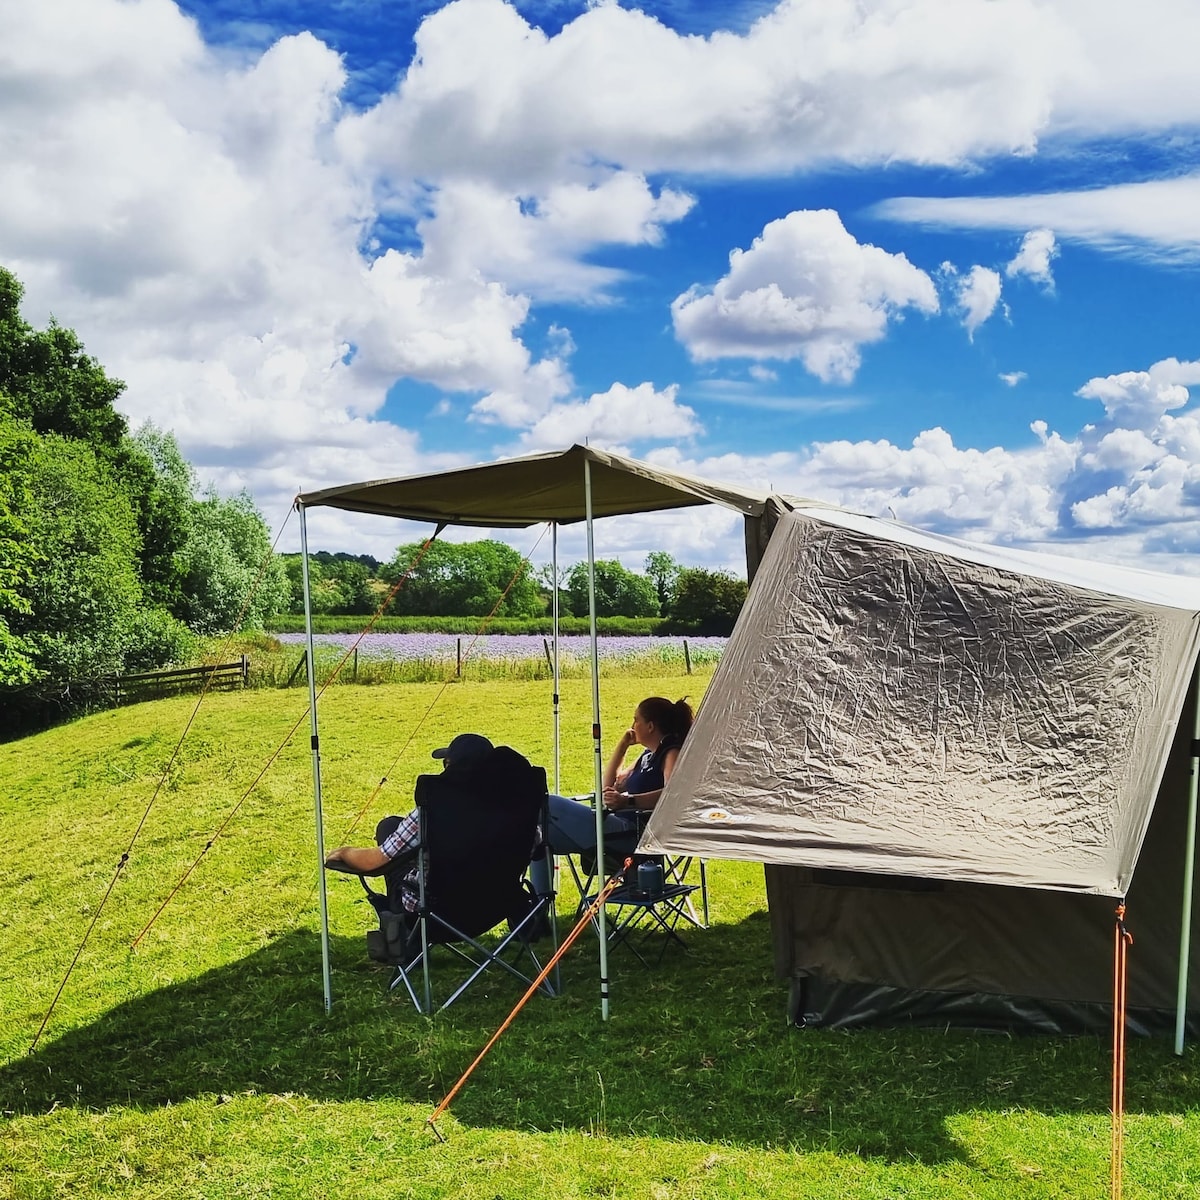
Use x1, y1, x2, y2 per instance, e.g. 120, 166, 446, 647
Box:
126, 423, 194, 610
644, 549, 682, 608
121, 606, 199, 673
667, 566, 748, 634
382, 538, 543, 618
0, 269, 294, 732
0, 422, 143, 716
280, 552, 381, 615
565, 558, 660, 618
176, 491, 290, 635
0, 268, 126, 452
0, 418, 40, 684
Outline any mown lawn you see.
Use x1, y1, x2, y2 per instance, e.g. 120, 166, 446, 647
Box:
2, 675, 1198, 1199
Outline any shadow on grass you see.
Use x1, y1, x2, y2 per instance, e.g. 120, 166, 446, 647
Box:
1, 911, 1192, 1164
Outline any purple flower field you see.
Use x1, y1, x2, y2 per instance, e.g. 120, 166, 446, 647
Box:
275, 632, 727, 663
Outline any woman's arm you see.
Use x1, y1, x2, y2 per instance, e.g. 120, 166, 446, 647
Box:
608, 747, 679, 812
602, 728, 637, 789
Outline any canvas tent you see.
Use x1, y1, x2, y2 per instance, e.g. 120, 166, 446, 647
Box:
296, 444, 780, 1015
642, 505, 1200, 1038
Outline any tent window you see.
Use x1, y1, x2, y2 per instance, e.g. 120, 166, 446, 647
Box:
813, 869, 944, 893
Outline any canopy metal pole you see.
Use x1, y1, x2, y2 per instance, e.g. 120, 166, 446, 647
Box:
298, 501, 333, 1014
584, 460, 610, 1020
552, 522, 561, 796
1175, 674, 1200, 1055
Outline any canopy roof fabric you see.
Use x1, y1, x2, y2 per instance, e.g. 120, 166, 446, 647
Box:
298, 444, 772, 527
642, 506, 1200, 897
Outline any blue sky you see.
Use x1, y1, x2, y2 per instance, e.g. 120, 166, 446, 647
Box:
2, 0, 1199, 572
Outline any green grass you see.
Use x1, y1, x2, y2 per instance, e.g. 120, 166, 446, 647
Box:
2, 676, 1199, 1198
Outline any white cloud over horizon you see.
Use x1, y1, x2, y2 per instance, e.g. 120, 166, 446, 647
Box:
3, 0, 1200, 576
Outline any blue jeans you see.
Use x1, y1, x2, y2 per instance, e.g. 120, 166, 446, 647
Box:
529, 794, 641, 895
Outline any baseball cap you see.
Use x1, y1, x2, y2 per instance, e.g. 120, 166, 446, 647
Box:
431, 732, 493, 768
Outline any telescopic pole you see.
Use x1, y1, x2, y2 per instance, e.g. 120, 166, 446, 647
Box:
298, 501, 333, 1014
584, 460, 610, 1020
1175, 671, 1199, 1055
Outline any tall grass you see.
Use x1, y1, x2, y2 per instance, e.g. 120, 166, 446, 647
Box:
2, 678, 1198, 1199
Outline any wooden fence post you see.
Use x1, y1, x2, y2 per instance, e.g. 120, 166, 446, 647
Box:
287, 651, 309, 688
683, 639, 692, 675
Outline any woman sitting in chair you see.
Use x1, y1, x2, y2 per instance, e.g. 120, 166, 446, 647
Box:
544, 696, 694, 861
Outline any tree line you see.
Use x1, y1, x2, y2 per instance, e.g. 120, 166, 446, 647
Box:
0, 264, 746, 734
279, 544, 747, 633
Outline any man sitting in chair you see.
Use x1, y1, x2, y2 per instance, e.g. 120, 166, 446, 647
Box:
324, 732, 495, 915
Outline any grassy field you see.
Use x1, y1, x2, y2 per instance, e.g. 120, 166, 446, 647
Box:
2, 672, 1199, 1199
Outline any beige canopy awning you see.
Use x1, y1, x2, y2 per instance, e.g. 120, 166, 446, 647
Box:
297, 443, 772, 526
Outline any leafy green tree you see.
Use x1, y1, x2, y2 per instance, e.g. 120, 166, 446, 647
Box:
0, 269, 126, 452
0, 417, 41, 685
176, 491, 291, 634
644, 551, 682, 609
565, 559, 659, 618
383, 539, 541, 617
2, 424, 143, 693
323, 557, 378, 615
667, 567, 748, 634
0, 271, 194, 618
126, 423, 194, 611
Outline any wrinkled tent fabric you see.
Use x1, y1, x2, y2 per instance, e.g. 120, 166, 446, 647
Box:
644, 506, 1200, 895
642, 505, 1200, 1032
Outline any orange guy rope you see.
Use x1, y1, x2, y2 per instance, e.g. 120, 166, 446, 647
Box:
1111, 901, 1133, 1200
427, 862, 629, 1140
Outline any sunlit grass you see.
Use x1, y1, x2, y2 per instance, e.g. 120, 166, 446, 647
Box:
2, 677, 1199, 1199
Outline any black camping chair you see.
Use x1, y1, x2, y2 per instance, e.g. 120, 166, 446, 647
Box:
359, 747, 558, 1013
566, 806, 708, 967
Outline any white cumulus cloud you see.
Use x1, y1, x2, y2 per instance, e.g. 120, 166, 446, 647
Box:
344, 0, 1073, 186
1006, 228, 1058, 287
517, 382, 701, 450
951, 265, 1004, 340
1075, 358, 1200, 430
671, 210, 938, 382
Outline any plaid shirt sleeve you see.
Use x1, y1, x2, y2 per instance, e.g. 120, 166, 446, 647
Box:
379, 810, 420, 860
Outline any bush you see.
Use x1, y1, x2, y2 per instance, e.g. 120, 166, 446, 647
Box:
122, 607, 198, 672
665, 567, 748, 635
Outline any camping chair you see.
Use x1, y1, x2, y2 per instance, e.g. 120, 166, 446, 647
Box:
566, 806, 709, 967
358, 748, 558, 1013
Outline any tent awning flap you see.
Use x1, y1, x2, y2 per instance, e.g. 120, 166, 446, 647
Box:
642, 509, 1200, 896
298, 444, 773, 527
